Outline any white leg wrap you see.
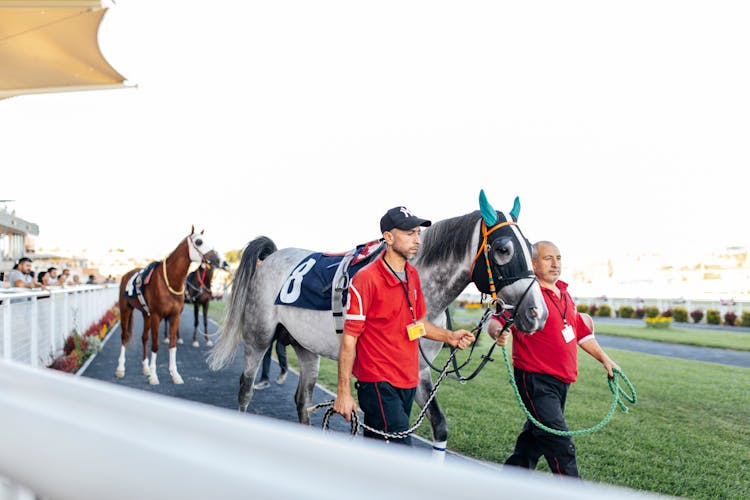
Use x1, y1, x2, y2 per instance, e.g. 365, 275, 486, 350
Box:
431, 441, 447, 463
169, 347, 184, 384
148, 352, 159, 385
142, 358, 150, 376
115, 346, 126, 378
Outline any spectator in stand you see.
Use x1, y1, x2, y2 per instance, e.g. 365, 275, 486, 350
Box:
71, 275, 82, 286
105, 275, 116, 284
9, 257, 46, 290
37, 271, 49, 285
58, 268, 71, 286
1, 271, 10, 289
47, 267, 61, 286
86, 274, 97, 285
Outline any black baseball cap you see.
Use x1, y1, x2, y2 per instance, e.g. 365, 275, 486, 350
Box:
380, 206, 432, 233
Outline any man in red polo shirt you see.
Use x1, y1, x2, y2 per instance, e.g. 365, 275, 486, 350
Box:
489, 240, 619, 476
333, 206, 476, 445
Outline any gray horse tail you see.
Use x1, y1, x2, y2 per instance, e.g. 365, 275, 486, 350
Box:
207, 236, 277, 371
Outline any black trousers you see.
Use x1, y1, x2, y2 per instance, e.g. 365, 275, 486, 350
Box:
505, 368, 580, 477
258, 334, 288, 381
356, 381, 416, 446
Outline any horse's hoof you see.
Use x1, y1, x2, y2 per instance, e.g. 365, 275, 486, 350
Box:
149, 375, 160, 385
162, 337, 169, 344
206, 339, 214, 347
115, 368, 125, 378
177, 338, 184, 345
172, 373, 184, 384
192, 341, 199, 348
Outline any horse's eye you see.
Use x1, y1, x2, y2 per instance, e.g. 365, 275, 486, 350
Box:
195, 238, 203, 246
492, 238, 514, 265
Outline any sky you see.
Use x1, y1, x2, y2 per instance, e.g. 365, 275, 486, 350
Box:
3, 1, 750, 267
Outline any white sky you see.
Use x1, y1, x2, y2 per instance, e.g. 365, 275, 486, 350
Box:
3, 1, 749, 266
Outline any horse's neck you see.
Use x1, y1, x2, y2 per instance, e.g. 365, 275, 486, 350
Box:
417, 261, 472, 319
165, 240, 191, 285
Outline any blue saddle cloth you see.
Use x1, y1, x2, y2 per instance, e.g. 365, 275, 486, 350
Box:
124, 261, 159, 299
274, 240, 383, 311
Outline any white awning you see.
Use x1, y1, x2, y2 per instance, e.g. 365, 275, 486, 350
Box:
0, 0, 127, 99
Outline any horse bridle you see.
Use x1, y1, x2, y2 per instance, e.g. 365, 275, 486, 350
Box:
420, 218, 540, 382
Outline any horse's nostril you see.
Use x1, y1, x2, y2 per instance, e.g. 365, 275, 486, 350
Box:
529, 307, 538, 319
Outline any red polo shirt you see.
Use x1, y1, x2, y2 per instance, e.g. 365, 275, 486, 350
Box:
344, 254, 427, 389
495, 280, 593, 384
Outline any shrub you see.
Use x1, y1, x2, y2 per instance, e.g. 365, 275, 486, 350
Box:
634, 308, 646, 319
661, 308, 673, 318
724, 311, 738, 326
672, 307, 688, 323
706, 309, 721, 325
741, 310, 750, 328
49, 354, 78, 373
596, 304, 612, 317
617, 305, 634, 319
644, 306, 660, 318
690, 309, 704, 324
588, 304, 598, 316
576, 304, 589, 314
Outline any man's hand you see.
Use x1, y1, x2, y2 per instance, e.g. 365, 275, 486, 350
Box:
449, 329, 475, 350
487, 318, 511, 346
333, 393, 357, 422
602, 357, 621, 379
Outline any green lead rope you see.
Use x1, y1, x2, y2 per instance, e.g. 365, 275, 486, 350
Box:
500, 345, 637, 436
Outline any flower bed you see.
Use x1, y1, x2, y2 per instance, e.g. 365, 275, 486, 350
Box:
645, 316, 672, 329
47, 304, 120, 374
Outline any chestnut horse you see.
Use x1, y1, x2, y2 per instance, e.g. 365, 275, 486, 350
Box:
116, 227, 225, 384
184, 261, 229, 348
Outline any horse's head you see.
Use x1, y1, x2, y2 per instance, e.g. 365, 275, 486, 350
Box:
187, 226, 227, 269
471, 190, 548, 333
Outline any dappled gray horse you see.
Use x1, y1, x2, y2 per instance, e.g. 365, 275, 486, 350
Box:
208, 192, 548, 459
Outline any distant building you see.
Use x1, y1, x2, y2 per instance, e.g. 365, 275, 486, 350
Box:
0, 203, 39, 273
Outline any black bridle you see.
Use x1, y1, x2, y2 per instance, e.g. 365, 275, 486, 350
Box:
420, 218, 539, 381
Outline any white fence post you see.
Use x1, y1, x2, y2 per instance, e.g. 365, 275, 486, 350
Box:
30, 297, 38, 368
2, 298, 11, 360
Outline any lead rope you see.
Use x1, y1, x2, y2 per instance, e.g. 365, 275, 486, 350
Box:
308, 344, 461, 439
496, 318, 637, 436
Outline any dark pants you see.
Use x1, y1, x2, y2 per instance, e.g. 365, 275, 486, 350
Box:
356, 381, 416, 446
505, 368, 580, 477
258, 336, 288, 382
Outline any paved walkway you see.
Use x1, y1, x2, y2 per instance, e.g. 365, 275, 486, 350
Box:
80, 308, 499, 470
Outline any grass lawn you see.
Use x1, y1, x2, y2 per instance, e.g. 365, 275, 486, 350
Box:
209, 301, 750, 499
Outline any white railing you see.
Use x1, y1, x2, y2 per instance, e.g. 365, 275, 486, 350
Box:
0, 360, 663, 500
0, 285, 119, 367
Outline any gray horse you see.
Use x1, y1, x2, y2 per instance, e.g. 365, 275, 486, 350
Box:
208, 192, 548, 458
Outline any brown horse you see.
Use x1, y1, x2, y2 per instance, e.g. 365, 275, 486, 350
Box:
115, 227, 224, 385
183, 261, 229, 348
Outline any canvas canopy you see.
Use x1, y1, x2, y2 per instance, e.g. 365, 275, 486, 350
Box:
0, 0, 126, 99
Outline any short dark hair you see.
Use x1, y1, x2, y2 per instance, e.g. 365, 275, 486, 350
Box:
48, 267, 58, 273
18, 257, 32, 265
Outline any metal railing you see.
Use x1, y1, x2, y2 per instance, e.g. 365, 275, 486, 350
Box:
0, 284, 119, 366
0, 360, 665, 500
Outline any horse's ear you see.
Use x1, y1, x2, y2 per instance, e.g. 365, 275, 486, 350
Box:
190, 225, 195, 235
479, 189, 498, 226
200, 229, 205, 235
509, 196, 521, 222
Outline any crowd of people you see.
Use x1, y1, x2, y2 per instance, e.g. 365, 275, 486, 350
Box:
0, 257, 112, 290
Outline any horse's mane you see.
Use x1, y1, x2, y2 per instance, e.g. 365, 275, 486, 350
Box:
416, 210, 481, 268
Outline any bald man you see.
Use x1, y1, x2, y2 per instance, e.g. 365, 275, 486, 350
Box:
489, 241, 619, 478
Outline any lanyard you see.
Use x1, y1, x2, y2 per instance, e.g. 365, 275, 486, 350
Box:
382, 254, 417, 323
549, 289, 569, 325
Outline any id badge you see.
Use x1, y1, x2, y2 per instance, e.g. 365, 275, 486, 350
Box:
561, 323, 575, 343
407, 322, 426, 341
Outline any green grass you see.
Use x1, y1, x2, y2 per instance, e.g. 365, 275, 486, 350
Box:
595, 323, 750, 352
209, 301, 750, 498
